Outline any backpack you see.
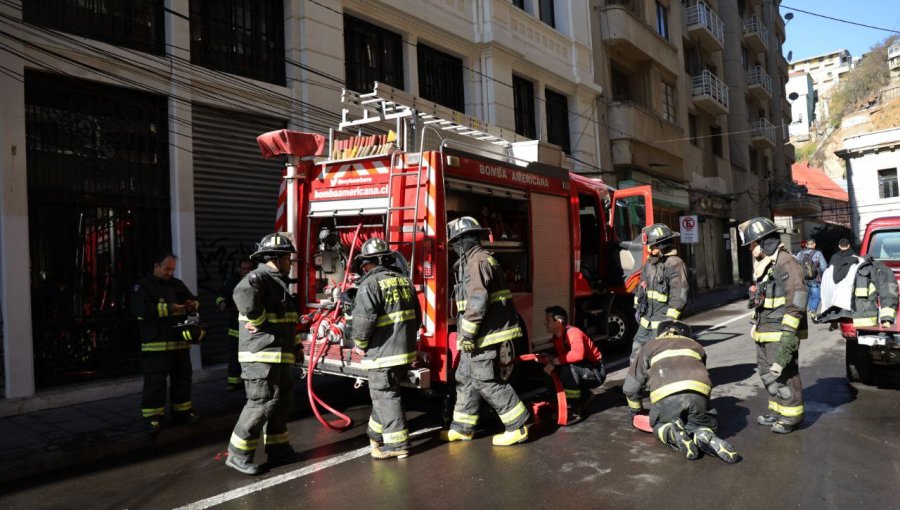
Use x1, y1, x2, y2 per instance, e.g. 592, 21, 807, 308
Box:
800, 251, 818, 280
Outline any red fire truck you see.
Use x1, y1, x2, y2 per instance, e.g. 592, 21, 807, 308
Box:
257, 83, 654, 392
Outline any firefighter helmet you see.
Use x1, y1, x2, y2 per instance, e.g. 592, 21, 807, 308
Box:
173, 320, 208, 345
642, 223, 680, 246
447, 216, 489, 243
251, 233, 295, 260
656, 320, 692, 339
355, 237, 391, 263
738, 217, 781, 246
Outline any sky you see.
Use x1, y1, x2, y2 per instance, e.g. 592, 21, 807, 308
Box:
779, 0, 900, 61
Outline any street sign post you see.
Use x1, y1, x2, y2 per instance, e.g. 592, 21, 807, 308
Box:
680, 215, 699, 244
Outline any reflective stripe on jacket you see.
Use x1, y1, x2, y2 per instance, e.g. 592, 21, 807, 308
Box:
351, 265, 421, 369
634, 251, 689, 322
131, 275, 198, 351
752, 249, 808, 339
851, 257, 899, 327
455, 245, 522, 349
233, 265, 298, 365
622, 335, 711, 408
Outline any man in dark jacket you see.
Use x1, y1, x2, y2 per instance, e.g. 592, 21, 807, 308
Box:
350, 237, 421, 460
631, 223, 689, 363
623, 321, 739, 463
225, 234, 302, 475
543, 305, 605, 421
440, 217, 530, 446
739, 217, 808, 434
217, 258, 254, 391
131, 252, 201, 434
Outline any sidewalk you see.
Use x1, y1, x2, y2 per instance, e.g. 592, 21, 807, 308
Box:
0, 284, 748, 487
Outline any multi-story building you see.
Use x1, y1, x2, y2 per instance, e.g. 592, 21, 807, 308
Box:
788, 49, 854, 123
591, 0, 792, 287
836, 127, 900, 243
889, 40, 900, 79
786, 72, 815, 142
0, 0, 602, 404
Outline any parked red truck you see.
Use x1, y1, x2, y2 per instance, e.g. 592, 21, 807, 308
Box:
843, 216, 900, 384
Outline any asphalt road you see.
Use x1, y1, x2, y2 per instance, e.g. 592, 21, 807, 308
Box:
3, 301, 900, 509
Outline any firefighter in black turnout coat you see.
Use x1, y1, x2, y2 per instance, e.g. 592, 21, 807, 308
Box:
740, 217, 808, 434
350, 237, 421, 460
131, 252, 201, 434
623, 321, 740, 463
225, 234, 302, 475
439, 217, 530, 446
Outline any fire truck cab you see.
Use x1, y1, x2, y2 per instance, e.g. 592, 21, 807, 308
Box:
259, 83, 654, 390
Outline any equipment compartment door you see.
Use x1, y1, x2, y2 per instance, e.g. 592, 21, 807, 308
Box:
530, 193, 572, 351
609, 186, 654, 288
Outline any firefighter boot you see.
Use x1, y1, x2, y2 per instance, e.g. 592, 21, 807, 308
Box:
657, 419, 699, 460
172, 410, 201, 426
771, 421, 797, 434
144, 419, 162, 435
371, 446, 409, 460
492, 426, 529, 446
694, 428, 740, 464
757, 414, 778, 426
439, 429, 474, 442
267, 448, 303, 467
225, 455, 263, 476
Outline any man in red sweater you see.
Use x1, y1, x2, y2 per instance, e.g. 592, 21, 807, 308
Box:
543, 306, 606, 421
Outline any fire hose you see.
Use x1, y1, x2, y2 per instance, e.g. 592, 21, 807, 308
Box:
303, 223, 364, 431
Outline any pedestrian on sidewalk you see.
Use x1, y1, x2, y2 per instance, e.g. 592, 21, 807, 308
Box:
217, 257, 254, 392
631, 223, 689, 363
225, 233, 303, 476
794, 239, 826, 316
623, 320, 739, 463
439, 217, 530, 446
542, 305, 605, 422
350, 237, 421, 460
739, 217, 806, 434
131, 252, 201, 434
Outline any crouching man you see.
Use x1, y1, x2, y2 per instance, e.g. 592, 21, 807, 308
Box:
623, 320, 739, 463
543, 306, 606, 421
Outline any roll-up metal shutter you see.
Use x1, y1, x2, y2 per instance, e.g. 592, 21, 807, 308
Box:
192, 104, 286, 366
529, 193, 571, 351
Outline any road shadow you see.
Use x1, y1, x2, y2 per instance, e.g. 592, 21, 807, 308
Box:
797, 376, 857, 430
708, 363, 757, 387
692, 324, 743, 345
708, 395, 750, 440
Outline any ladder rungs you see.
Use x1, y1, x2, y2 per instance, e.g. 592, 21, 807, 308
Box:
390, 171, 420, 177
388, 206, 417, 211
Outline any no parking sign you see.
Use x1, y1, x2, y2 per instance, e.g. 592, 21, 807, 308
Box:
679, 215, 699, 244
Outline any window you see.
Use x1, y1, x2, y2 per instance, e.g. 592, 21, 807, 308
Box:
539, 0, 555, 28
24, 0, 164, 54
879, 168, 899, 199
611, 66, 631, 101
418, 44, 464, 112
656, 2, 669, 40
513, 76, 536, 139
867, 230, 900, 260
512, 0, 525, 8
662, 82, 676, 123
545, 89, 571, 153
190, 0, 286, 85
689, 114, 699, 146
710, 125, 723, 157
344, 15, 404, 93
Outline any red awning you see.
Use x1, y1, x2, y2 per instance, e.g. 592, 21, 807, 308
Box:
257, 129, 325, 159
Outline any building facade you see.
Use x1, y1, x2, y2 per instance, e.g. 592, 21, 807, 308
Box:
836, 127, 900, 243
788, 48, 854, 124
0, 0, 601, 404
786, 72, 814, 142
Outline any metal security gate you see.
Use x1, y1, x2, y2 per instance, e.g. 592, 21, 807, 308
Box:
25, 71, 170, 388
192, 104, 286, 366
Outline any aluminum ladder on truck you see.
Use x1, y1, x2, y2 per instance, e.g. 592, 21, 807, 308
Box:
339, 82, 531, 277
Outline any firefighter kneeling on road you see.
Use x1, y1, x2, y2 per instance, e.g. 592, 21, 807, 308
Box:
226, 233, 303, 476
623, 320, 740, 464
440, 217, 530, 446
631, 223, 689, 364
740, 217, 807, 434
350, 237, 422, 460
542, 306, 606, 422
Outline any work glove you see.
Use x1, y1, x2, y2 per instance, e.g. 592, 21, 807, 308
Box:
760, 371, 777, 387
769, 363, 784, 378
459, 337, 476, 353
775, 385, 792, 400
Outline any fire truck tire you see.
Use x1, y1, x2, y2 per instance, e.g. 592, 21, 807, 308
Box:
499, 315, 529, 385
846, 339, 874, 385
606, 304, 637, 349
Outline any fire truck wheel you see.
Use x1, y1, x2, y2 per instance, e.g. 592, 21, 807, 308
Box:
606, 305, 637, 349
846, 339, 874, 385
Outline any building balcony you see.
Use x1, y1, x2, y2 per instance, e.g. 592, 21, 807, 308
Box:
747, 66, 773, 100
684, 1, 724, 52
599, 5, 680, 75
608, 101, 685, 180
743, 16, 769, 53
781, 96, 792, 121
691, 70, 729, 116
773, 195, 821, 217
890, 55, 900, 71
751, 118, 776, 149
889, 41, 900, 59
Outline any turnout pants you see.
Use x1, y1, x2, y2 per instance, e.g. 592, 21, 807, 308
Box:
228, 362, 294, 461
366, 366, 410, 451
227, 324, 241, 386
649, 393, 718, 438
450, 346, 529, 435
756, 339, 804, 426
556, 362, 606, 406
630, 323, 660, 363
141, 349, 193, 420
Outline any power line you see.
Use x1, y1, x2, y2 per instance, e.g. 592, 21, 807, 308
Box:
780, 4, 900, 35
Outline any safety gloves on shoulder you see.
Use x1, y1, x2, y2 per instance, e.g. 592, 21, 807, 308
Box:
459, 337, 476, 353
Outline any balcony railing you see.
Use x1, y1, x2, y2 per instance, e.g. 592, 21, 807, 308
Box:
751, 118, 776, 148
889, 42, 900, 59
685, 1, 724, 50
747, 66, 773, 99
691, 70, 729, 113
742, 15, 769, 52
